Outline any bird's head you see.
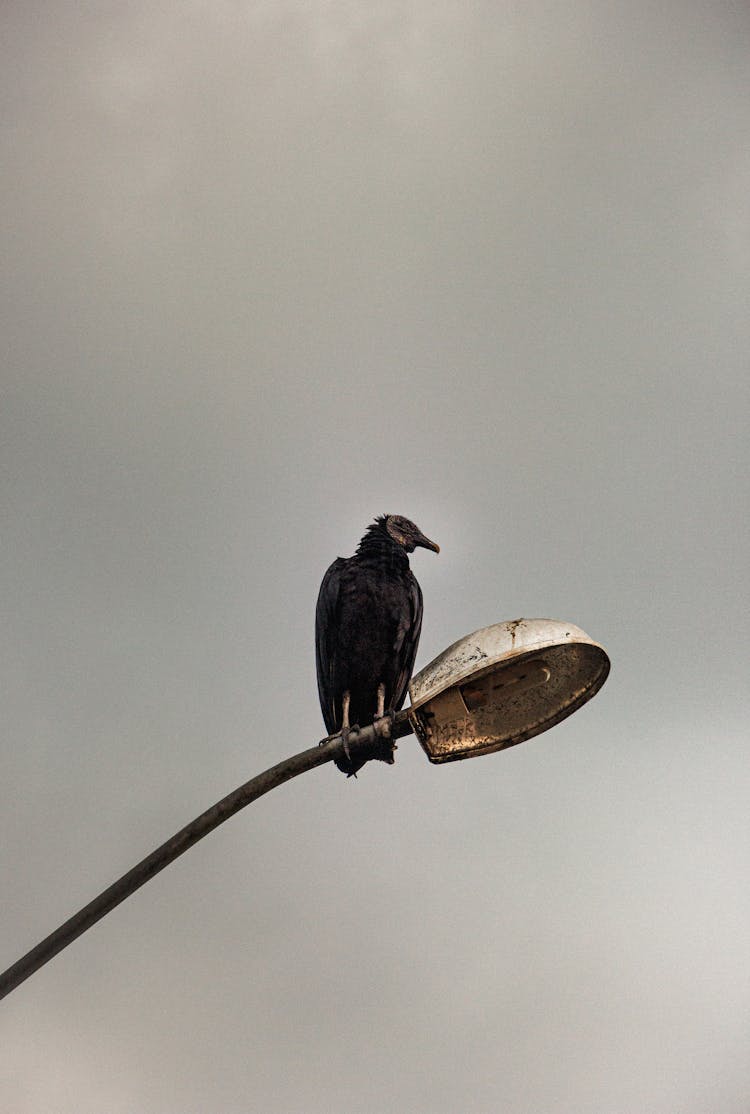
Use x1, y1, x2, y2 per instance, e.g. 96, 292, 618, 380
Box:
380, 514, 440, 554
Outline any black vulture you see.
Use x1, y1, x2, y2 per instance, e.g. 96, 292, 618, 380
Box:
316, 514, 439, 776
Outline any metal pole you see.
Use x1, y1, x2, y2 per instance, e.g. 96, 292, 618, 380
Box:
0, 713, 412, 1002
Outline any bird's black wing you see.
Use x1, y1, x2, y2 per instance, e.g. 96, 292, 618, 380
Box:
315, 557, 347, 736
390, 571, 424, 713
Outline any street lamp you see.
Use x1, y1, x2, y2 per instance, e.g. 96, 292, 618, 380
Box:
0, 617, 609, 1000
408, 618, 610, 763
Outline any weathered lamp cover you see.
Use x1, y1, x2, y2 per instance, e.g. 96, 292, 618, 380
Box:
407, 618, 610, 763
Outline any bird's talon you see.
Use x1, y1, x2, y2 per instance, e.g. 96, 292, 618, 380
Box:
340, 727, 352, 763
340, 724, 361, 765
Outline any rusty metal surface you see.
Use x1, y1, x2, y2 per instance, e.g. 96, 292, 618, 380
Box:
407, 618, 610, 763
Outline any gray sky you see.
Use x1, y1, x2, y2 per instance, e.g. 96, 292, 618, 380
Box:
2, 3, 749, 1111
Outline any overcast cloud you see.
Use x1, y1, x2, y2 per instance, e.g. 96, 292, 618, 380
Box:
2, 3, 749, 1112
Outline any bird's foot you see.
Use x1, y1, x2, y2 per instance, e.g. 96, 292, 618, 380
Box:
339, 723, 362, 777
372, 711, 391, 734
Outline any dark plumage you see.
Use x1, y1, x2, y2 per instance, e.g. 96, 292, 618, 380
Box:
316, 514, 439, 776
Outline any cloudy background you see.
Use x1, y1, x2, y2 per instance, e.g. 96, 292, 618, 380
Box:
2, 3, 749, 1111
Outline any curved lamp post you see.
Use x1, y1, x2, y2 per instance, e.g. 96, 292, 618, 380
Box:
0, 618, 609, 1001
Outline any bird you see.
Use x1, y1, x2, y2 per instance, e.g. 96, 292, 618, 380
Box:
316, 514, 439, 776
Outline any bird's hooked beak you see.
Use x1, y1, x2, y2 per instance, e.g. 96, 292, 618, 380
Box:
415, 531, 440, 554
